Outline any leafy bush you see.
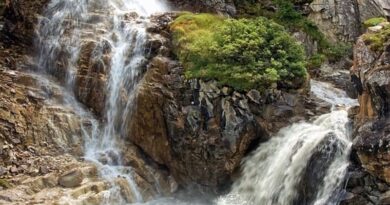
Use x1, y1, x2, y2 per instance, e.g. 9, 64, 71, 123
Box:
364, 17, 387, 28
363, 24, 390, 52
171, 13, 307, 91
234, 0, 352, 67
307, 54, 326, 69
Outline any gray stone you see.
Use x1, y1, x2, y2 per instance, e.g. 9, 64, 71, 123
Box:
246, 89, 261, 104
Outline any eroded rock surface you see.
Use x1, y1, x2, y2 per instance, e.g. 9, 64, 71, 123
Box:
342, 23, 390, 205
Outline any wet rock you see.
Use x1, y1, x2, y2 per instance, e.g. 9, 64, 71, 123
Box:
58, 169, 84, 188
295, 133, 347, 205
2, 0, 50, 45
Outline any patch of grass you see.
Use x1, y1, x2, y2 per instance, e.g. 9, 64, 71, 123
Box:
364, 17, 387, 28
171, 13, 307, 91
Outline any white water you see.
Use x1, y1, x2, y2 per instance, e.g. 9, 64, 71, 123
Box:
217, 80, 358, 205
36, 0, 169, 204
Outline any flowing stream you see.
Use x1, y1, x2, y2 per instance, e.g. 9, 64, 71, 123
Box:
36, 0, 169, 204
217, 80, 358, 205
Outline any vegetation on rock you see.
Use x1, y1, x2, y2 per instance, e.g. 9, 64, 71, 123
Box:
363, 17, 387, 28
363, 23, 390, 52
234, 0, 351, 69
171, 13, 307, 91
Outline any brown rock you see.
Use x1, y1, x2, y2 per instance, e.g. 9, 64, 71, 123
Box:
58, 169, 84, 188
351, 28, 390, 184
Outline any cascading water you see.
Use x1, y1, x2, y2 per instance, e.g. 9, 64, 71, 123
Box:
217, 80, 359, 205
36, 0, 169, 204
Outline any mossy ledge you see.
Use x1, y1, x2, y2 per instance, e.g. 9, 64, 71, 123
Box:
363, 21, 390, 52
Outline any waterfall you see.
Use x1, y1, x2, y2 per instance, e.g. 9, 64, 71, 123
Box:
33, 0, 360, 203
36, 0, 169, 204
217, 80, 358, 205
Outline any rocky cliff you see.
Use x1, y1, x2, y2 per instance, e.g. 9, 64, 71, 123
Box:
342, 22, 390, 205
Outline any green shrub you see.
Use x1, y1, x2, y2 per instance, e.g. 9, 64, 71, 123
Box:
234, 0, 351, 67
364, 17, 387, 28
307, 54, 326, 69
363, 24, 390, 52
171, 13, 307, 91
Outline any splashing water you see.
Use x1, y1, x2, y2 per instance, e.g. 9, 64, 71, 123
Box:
217, 81, 358, 205
36, 0, 169, 203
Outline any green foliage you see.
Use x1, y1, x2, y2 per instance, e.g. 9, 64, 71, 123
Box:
272, 0, 352, 63
364, 17, 387, 28
234, 0, 351, 68
171, 13, 307, 91
307, 54, 326, 69
363, 24, 390, 52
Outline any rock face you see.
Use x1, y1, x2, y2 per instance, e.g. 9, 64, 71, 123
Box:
358, 0, 390, 21
168, 0, 236, 15
308, 0, 361, 43
0, 41, 174, 204
2, 0, 49, 45
351, 32, 390, 183
308, 0, 390, 43
342, 24, 390, 205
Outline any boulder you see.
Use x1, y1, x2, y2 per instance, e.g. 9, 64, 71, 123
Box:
58, 169, 84, 188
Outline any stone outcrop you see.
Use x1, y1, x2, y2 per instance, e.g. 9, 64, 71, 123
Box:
308, 0, 390, 43
351, 31, 390, 182
123, 13, 330, 190
308, 0, 361, 43
342, 23, 390, 205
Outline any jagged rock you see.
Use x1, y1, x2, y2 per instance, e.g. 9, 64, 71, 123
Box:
350, 25, 390, 184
